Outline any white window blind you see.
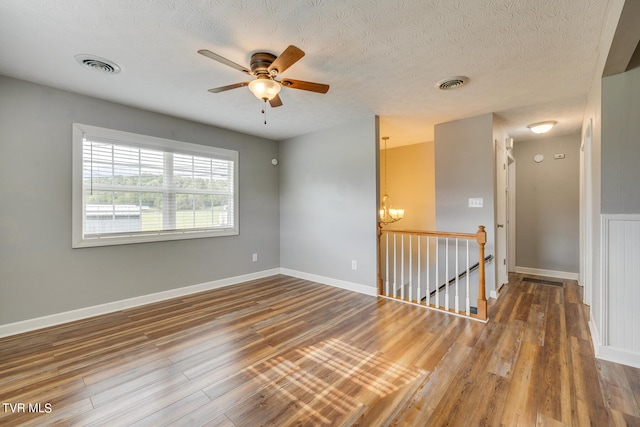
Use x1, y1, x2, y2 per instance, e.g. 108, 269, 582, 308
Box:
72, 124, 238, 247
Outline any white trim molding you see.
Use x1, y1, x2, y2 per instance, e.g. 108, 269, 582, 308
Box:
0, 268, 379, 339
514, 266, 580, 281
0, 268, 280, 339
72, 123, 240, 248
596, 346, 640, 369
592, 315, 640, 369
279, 268, 378, 297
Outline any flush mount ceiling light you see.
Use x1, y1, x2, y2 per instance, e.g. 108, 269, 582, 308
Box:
75, 54, 121, 74
435, 76, 469, 90
528, 121, 557, 134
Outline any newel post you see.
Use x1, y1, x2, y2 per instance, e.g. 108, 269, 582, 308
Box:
476, 225, 488, 320
377, 222, 383, 295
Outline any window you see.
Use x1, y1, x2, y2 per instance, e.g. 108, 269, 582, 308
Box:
72, 123, 238, 247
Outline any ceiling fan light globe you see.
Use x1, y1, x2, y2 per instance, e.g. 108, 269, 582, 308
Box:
248, 79, 281, 101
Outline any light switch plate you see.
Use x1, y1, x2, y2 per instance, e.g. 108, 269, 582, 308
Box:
469, 198, 483, 208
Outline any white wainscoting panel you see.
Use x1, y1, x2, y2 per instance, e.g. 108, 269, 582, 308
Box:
601, 214, 640, 367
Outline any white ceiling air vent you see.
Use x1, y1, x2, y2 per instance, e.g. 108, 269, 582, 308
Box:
75, 54, 121, 74
435, 76, 469, 90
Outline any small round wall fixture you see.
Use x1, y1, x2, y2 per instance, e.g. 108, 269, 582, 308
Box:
271, 158, 278, 166
534, 154, 544, 163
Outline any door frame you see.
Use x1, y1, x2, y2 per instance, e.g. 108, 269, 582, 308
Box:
495, 138, 509, 288
507, 149, 516, 273
580, 118, 593, 306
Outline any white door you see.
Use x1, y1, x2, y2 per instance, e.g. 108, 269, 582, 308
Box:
495, 139, 509, 287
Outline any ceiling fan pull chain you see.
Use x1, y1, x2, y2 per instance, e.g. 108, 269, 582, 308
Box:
262, 99, 267, 125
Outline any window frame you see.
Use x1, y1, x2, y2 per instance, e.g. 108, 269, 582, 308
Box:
72, 123, 239, 248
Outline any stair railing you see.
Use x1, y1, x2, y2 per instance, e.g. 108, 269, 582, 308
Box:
377, 225, 488, 321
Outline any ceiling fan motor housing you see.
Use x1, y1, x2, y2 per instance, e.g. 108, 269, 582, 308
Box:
250, 52, 277, 77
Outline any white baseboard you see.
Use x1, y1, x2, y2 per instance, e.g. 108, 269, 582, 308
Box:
588, 318, 601, 350
279, 268, 378, 297
514, 266, 579, 281
594, 345, 640, 369
593, 344, 640, 368
589, 307, 640, 369
0, 268, 280, 339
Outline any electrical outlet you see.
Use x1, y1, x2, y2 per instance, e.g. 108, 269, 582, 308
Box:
252, 253, 258, 262
351, 260, 357, 270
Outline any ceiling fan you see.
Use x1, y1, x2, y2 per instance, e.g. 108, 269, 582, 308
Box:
198, 45, 329, 108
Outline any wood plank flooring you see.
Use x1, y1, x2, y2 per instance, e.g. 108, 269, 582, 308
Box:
1, 273, 639, 426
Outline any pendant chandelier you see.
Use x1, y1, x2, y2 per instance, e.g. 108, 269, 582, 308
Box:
379, 136, 404, 225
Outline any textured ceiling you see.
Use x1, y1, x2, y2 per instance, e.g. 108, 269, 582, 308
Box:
0, 0, 609, 145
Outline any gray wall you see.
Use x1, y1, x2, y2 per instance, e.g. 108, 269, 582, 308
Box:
434, 113, 496, 295
380, 141, 436, 232
515, 134, 580, 273
0, 76, 280, 325
600, 52, 640, 362
602, 65, 640, 214
279, 116, 379, 288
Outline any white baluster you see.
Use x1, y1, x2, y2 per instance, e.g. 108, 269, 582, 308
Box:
417, 235, 421, 304
393, 233, 397, 298
426, 236, 430, 305
409, 234, 413, 302
445, 238, 449, 311
401, 234, 405, 300
435, 237, 439, 308
385, 232, 389, 296
466, 240, 470, 316
455, 238, 459, 313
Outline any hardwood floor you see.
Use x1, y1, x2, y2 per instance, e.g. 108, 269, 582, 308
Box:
1, 274, 639, 426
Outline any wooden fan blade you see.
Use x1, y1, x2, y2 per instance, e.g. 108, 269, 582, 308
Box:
207, 82, 249, 93
280, 79, 329, 93
268, 45, 305, 75
198, 49, 251, 74
269, 94, 283, 108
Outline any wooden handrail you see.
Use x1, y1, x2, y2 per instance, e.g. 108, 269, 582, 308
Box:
377, 224, 488, 321
379, 228, 479, 241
